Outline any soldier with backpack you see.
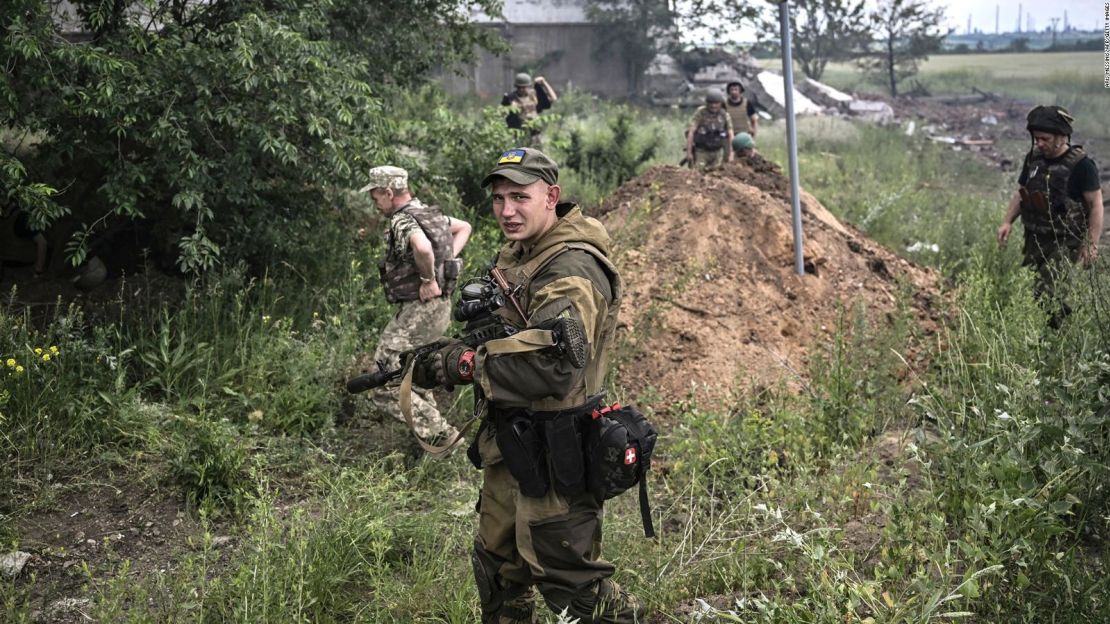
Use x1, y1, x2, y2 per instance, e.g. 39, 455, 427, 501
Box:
685, 89, 734, 170
362, 165, 472, 442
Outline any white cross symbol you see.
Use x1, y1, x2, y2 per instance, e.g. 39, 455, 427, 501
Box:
624, 448, 637, 465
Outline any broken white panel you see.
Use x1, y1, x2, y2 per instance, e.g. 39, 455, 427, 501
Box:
847, 100, 894, 123
804, 78, 854, 103
757, 71, 822, 115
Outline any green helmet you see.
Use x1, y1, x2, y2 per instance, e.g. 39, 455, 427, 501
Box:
705, 89, 725, 104
514, 72, 533, 87
732, 132, 755, 151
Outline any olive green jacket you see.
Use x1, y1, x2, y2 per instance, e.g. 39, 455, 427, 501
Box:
474, 203, 621, 413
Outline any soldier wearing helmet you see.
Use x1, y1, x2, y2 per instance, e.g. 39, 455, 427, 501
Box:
725, 80, 759, 138
685, 88, 734, 170
360, 165, 472, 444
997, 105, 1103, 324
502, 72, 558, 146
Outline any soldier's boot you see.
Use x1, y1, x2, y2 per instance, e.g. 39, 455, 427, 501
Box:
540, 579, 643, 624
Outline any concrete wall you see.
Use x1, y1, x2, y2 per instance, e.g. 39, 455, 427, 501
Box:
439, 24, 633, 99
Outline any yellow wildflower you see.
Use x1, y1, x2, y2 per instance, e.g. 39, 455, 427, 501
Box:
42, 353, 51, 362
50, 346, 59, 354
5, 359, 14, 368
15, 365, 24, 374
34, 348, 43, 355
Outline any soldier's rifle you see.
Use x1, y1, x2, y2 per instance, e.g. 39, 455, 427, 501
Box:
346, 267, 524, 395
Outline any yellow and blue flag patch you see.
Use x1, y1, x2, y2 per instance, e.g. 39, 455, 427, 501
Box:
498, 149, 526, 164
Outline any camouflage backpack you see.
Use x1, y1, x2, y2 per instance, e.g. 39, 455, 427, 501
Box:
693, 107, 729, 151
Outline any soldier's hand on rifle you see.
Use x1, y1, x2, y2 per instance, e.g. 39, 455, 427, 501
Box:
412, 339, 476, 389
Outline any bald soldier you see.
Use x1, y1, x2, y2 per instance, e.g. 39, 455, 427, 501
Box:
362, 165, 472, 441
998, 105, 1103, 323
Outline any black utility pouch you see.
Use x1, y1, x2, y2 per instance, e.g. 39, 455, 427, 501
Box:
496, 413, 549, 498
543, 414, 586, 497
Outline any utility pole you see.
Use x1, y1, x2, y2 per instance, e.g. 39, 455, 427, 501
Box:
769, 0, 805, 277
1050, 17, 1059, 46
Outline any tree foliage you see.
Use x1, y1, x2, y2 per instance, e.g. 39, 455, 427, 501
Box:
754, 0, 869, 81
1, 0, 503, 273
858, 0, 948, 97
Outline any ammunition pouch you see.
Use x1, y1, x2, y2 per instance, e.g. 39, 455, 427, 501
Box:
495, 411, 549, 498
492, 395, 606, 499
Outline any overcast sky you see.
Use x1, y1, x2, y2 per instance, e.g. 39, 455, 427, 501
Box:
930, 0, 1102, 34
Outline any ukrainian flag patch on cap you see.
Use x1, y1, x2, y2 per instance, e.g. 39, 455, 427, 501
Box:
498, 149, 526, 164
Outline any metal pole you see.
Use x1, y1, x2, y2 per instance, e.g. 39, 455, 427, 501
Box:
779, 1, 805, 276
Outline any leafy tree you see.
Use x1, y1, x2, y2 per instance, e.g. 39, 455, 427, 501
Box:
1, 0, 503, 273
859, 0, 948, 96
754, 0, 870, 81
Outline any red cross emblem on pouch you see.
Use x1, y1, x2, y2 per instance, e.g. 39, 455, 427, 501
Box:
624, 447, 637, 465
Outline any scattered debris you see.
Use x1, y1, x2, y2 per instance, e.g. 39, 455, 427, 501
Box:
0, 551, 31, 578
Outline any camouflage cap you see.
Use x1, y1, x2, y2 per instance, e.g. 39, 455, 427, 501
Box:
481, 148, 559, 188
359, 165, 408, 193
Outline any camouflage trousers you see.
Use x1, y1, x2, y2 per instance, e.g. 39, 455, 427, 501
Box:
472, 429, 642, 623
1022, 231, 1082, 323
692, 147, 725, 170
370, 297, 455, 439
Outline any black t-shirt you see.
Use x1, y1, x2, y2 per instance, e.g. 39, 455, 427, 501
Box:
501, 87, 553, 129
1019, 150, 1101, 201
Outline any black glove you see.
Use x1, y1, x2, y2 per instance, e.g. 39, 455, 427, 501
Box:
411, 340, 475, 389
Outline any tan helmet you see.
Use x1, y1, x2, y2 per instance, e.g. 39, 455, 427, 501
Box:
514, 72, 533, 87
705, 89, 726, 104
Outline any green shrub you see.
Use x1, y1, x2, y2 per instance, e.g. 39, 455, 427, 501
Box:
167, 414, 252, 514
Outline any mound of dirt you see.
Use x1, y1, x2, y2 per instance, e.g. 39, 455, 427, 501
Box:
595, 159, 938, 404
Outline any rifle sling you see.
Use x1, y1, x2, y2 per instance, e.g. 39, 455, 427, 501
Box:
396, 328, 559, 458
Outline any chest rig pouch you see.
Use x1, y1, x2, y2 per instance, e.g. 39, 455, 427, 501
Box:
693, 109, 728, 150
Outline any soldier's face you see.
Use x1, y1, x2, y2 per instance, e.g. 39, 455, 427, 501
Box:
1032, 131, 1067, 157
370, 188, 393, 213
490, 178, 559, 244
728, 85, 742, 99
707, 102, 722, 113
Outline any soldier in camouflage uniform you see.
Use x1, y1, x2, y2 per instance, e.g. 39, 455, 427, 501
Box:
362, 165, 472, 441
998, 106, 1103, 322
685, 89, 734, 170
412, 148, 643, 623
502, 73, 557, 147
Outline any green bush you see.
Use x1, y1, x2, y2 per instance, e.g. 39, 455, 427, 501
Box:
167, 414, 252, 515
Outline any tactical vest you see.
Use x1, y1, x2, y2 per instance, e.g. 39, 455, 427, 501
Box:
379, 201, 455, 303
726, 97, 752, 134
1020, 145, 1089, 239
491, 240, 622, 413
693, 107, 729, 151
510, 88, 539, 124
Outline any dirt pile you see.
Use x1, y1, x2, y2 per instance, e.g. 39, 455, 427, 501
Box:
595, 159, 938, 404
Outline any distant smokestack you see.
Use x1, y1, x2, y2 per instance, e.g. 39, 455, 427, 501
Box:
1064, 10, 1068, 31
995, 5, 999, 34
967, 14, 972, 35
1017, 3, 1022, 33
